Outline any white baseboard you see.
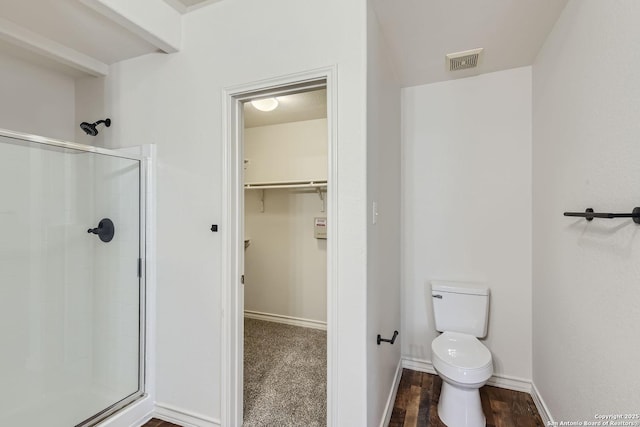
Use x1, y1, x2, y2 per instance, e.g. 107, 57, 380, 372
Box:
531, 382, 554, 426
380, 359, 403, 427
486, 374, 531, 393
244, 310, 327, 330
401, 357, 531, 393
154, 403, 220, 427
402, 356, 436, 375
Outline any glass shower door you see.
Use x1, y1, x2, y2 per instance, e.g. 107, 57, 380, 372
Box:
0, 134, 144, 426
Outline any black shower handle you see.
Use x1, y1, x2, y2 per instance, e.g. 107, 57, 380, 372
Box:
87, 218, 115, 242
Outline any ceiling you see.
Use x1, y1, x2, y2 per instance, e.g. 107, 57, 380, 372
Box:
0, 0, 568, 86
244, 89, 327, 128
371, 0, 569, 87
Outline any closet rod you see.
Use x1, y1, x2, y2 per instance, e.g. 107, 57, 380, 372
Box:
245, 181, 327, 190
563, 207, 640, 224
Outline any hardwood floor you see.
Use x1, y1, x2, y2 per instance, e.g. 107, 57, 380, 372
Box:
143, 369, 543, 427
390, 369, 544, 427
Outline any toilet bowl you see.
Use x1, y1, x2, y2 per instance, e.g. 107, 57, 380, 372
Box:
430, 281, 492, 427
432, 331, 493, 427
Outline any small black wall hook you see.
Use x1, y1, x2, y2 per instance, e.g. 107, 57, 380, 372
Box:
377, 330, 399, 345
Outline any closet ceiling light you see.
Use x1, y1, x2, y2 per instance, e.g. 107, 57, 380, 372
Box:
251, 98, 279, 112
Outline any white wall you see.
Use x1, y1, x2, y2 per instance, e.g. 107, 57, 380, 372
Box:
244, 189, 327, 323
0, 52, 75, 141
402, 67, 532, 382
75, 76, 109, 146
533, 0, 640, 420
366, 4, 402, 425
244, 119, 327, 324
244, 119, 327, 184
87, 0, 368, 423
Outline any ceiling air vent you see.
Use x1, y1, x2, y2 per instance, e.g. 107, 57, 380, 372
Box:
446, 48, 484, 71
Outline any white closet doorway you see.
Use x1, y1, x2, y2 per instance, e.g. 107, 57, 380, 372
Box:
221, 70, 336, 427
243, 85, 328, 425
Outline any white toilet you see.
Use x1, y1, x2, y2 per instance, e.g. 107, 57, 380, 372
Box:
431, 281, 493, 427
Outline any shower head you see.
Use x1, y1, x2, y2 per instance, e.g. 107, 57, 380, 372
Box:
80, 118, 111, 136
79, 122, 98, 136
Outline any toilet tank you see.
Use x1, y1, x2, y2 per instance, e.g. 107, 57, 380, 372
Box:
431, 281, 490, 338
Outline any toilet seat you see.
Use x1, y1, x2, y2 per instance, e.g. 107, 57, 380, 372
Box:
432, 331, 493, 384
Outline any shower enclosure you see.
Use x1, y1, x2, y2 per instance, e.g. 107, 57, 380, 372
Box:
0, 129, 148, 426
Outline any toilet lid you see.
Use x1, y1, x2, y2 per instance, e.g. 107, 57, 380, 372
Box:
432, 331, 492, 371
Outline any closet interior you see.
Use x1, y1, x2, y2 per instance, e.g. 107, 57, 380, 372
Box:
242, 87, 328, 426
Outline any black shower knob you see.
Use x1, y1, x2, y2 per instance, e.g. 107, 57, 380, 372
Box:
88, 218, 115, 242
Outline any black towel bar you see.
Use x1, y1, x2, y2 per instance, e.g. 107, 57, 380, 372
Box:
377, 330, 399, 345
563, 207, 640, 224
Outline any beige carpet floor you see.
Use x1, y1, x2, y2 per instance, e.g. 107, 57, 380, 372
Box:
243, 318, 326, 427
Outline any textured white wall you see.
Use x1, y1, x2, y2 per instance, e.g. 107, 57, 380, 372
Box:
74, 76, 109, 147
366, 4, 402, 425
244, 119, 327, 323
90, 0, 368, 423
402, 67, 532, 382
244, 119, 328, 184
533, 0, 640, 419
244, 189, 327, 322
0, 52, 75, 140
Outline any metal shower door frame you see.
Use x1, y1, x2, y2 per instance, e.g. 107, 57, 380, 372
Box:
0, 127, 150, 427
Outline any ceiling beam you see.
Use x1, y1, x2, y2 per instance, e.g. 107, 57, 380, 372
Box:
164, 0, 225, 14
163, 0, 188, 14
80, 0, 182, 53
0, 17, 109, 77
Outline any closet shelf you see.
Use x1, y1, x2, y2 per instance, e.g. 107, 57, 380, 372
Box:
245, 180, 327, 213
244, 180, 327, 190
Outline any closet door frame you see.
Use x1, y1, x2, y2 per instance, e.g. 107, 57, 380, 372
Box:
221, 66, 337, 427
